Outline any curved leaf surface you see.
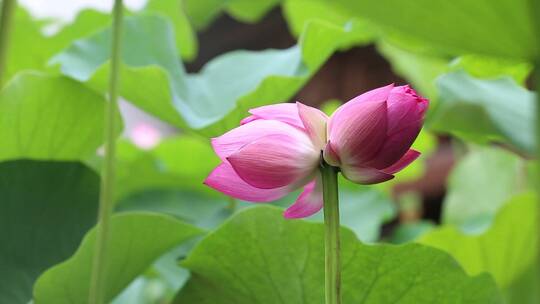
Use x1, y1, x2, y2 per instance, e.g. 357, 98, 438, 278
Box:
173, 206, 501, 304
33, 213, 203, 304
0, 72, 121, 161
335, 0, 537, 60
0, 160, 99, 304
421, 194, 537, 300
283, 0, 374, 49
376, 41, 448, 100
4, 7, 55, 81
52, 15, 349, 136
144, 0, 198, 60
442, 147, 525, 232
431, 71, 535, 154
184, 0, 280, 29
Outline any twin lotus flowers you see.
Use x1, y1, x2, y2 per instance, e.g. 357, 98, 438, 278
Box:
204, 84, 429, 219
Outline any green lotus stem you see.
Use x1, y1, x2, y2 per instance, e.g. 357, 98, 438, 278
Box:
0, 0, 15, 86
321, 163, 341, 304
88, 0, 123, 303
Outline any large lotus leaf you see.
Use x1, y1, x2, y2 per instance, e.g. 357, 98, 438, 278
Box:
47, 9, 110, 53
442, 147, 525, 232
377, 44, 532, 105
334, 0, 537, 60
448, 55, 531, 84
6, 4, 195, 83
225, 0, 281, 23
173, 206, 502, 303
184, 0, 281, 29
117, 189, 231, 231
51, 15, 349, 136
0, 160, 99, 304
421, 194, 537, 302
376, 41, 448, 101
33, 213, 203, 303
144, 0, 197, 60
0, 72, 121, 161
283, 0, 374, 49
5, 7, 111, 81
3, 7, 56, 81
430, 71, 535, 155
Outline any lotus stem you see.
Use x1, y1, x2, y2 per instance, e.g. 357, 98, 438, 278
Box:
0, 0, 15, 86
88, 0, 123, 303
321, 163, 341, 304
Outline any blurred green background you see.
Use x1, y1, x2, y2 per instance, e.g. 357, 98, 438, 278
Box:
0, 0, 539, 303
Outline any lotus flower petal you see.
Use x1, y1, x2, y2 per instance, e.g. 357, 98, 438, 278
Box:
328, 84, 394, 132
247, 103, 304, 129
227, 134, 318, 189
366, 123, 421, 169
204, 163, 290, 202
386, 85, 427, 135
240, 115, 258, 125
284, 175, 323, 219
328, 100, 388, 165
341, 164, 394, 184
382, 149, 421, 175
323, 141, 341, 166
212, 119, 308, 161
297, 102, 328, 149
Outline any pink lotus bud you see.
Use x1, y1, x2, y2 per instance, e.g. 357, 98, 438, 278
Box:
326, 84, 428, 184
204, 84, 428, 219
